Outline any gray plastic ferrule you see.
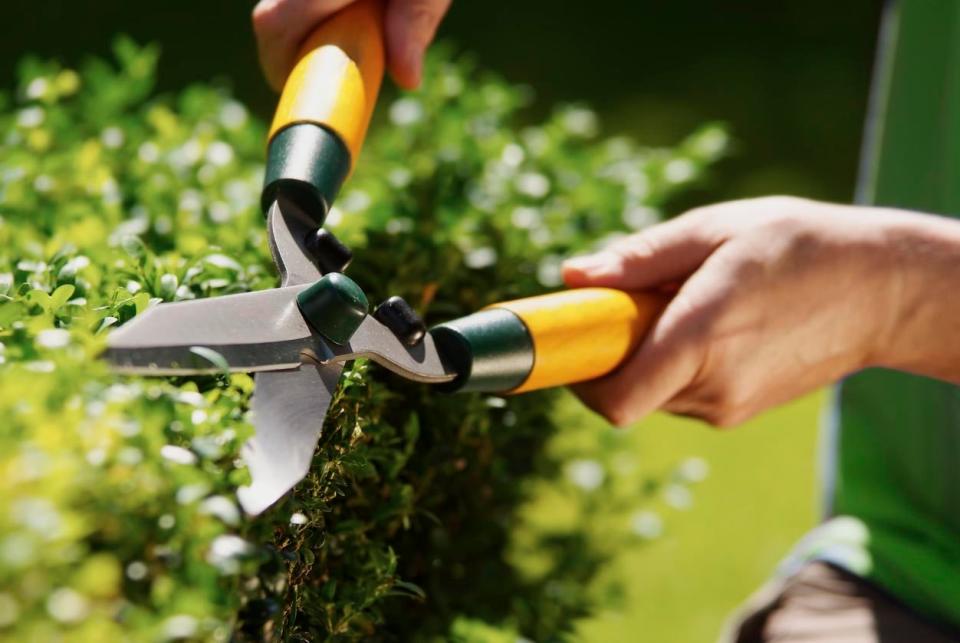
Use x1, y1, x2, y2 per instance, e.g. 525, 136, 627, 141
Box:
430, 308, 534, 393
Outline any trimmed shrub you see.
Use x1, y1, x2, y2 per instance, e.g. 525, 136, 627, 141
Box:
0, 39, 724, 641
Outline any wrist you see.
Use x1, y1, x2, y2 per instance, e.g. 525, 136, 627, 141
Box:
872, 209, 960, 379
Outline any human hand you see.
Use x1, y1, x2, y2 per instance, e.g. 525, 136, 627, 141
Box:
561, 197, 934, 427
253, 0, 451, 91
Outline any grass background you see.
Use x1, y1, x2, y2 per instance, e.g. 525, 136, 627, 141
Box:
545, 392, 824, 641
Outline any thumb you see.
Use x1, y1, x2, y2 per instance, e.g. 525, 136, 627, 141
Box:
562, 210, 722, 290
572, 288, 705, 427
385, 0, 451, 89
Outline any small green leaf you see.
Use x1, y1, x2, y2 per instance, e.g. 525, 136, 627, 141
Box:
390, 580, 426, 601
0, 301, 27, 327
25, 289, 52, 313
132, 291, 151, 315
189, 346, 230, 374
49, 284, 76, 311
95, 316, 119, 334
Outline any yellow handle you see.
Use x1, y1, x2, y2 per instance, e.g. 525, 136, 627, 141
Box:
492, 288, 665, 393
268, 0, 385, 166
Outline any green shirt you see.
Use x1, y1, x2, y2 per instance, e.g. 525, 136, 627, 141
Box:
788, 0, 960, 628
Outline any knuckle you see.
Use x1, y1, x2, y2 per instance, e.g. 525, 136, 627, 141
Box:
687, 195, 811, 232
680, 203, 715, 220
754, 195, 812, 227
700, 400, 733, 428
630, 233, 660, 260
684, 201, 737, 225
611, 232, 657, 266
665, 291, 715, 341
401, 0, 447, 24
666, 290, 698, 322
727, 250, 766, 282
586, 394, 636, 428
755, 194, 803, 209
707, 412, 737, 429
604, 406, 636, 428
705, 388, 749, 428
574, 384, 637, 428
251, 0, 283, 33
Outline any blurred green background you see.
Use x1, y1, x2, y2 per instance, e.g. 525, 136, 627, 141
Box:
1, 0, 883, 203
2, 1, 882, 640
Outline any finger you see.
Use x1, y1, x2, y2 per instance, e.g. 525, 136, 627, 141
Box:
562, 209, 723, 290
253, 0, 354, 91
571, 290, 706, 427
662, 393, 723, 424
385, 0, 451, 89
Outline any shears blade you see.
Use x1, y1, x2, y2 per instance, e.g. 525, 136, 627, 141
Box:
237, 365, 342, 515
103, 284, 329, 374
104, 285, 456, 383
102, 194, 457, 516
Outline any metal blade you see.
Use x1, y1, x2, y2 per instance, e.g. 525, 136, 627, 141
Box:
104, 284, 334, 374
318, 315, 456, 384
267, 197, 322, 287
237, 364, 343, 515
233, 199, 332, 515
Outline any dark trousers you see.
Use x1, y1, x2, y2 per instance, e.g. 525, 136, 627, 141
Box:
724, 562, 960, 642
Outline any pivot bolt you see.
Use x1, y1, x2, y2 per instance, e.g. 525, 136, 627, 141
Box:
373, 296, 427, 346
304, 228, 353, 274
297, 273, 368, 345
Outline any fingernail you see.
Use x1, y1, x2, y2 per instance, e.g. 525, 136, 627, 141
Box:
562, 253, 617, 275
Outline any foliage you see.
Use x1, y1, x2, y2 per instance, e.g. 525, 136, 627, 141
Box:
0, 39, 724, 641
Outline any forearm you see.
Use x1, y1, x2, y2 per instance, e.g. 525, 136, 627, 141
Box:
875, 210, 960, 383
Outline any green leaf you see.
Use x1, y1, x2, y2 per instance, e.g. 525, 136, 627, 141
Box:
389, 580, 427, 601
0, 301, 27, 327
49, 284, 75, 311
132, 291, 151, 315
25, 289, 51, 313
188, 346, 230, 374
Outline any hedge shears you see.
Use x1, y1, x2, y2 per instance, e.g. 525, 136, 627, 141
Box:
103, 0, 663, 515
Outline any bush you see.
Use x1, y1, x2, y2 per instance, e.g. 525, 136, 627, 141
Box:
0, 39, 725, 641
